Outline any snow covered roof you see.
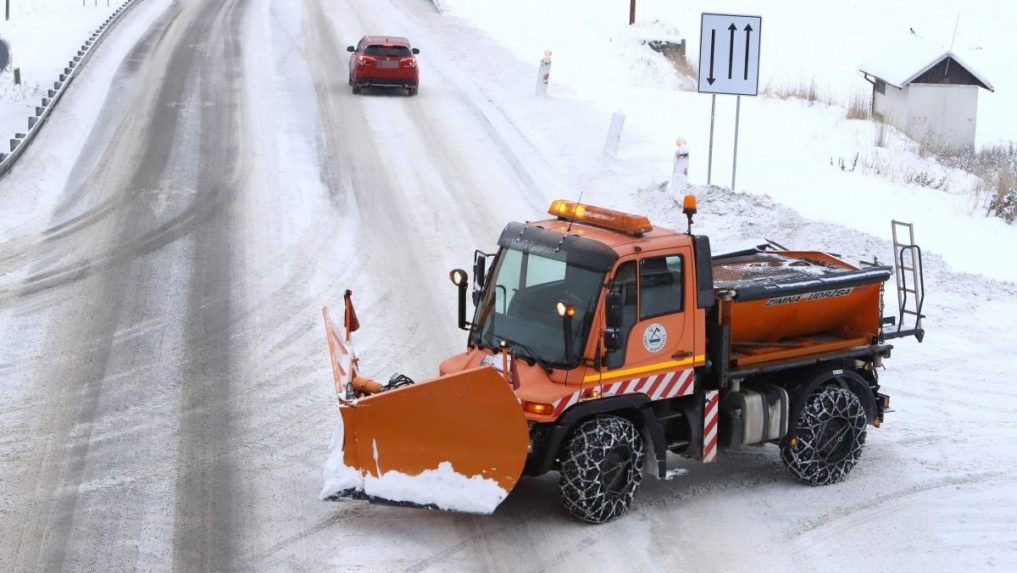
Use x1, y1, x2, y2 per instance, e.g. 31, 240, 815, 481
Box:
859, 35, 994, 92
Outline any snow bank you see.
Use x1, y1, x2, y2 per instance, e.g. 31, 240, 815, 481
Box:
319, 419, 508, 514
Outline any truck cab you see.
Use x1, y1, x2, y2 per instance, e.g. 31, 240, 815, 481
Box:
440, 201, 711, 424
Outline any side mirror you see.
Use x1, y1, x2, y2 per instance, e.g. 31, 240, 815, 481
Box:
605, 291, 623, 329
347, 46, 356, 53
473, 254, 487, 289
604, 290, 623, 353
471, 254, 487, 307
450, 269, 469, 330
604, 328, 622, 352
412, 48, 420, 55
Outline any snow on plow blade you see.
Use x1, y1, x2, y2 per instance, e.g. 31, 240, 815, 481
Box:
323, 366, 529, 514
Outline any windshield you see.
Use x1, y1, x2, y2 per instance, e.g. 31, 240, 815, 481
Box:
469, 248, 604, 368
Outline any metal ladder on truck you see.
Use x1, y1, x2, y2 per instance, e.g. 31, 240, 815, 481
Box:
886, 220, 926, 342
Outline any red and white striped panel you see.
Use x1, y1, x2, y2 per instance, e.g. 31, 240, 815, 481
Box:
702, 390, 719, 463
550, 369, 695, 417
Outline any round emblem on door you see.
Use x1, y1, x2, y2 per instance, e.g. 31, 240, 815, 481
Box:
642, 323, 667, 353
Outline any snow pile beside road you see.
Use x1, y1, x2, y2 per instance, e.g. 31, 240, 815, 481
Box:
320, 419, 508, 514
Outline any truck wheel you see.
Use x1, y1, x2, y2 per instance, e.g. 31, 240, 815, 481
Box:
559, 416, 645, 523
781, 386, 866, 486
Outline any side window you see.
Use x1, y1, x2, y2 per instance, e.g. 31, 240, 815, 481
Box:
639, 255, 683, 319
606, 261, 637, 369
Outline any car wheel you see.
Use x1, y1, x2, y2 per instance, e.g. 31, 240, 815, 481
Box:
407, 87, 418, 96
781, 386, 867, 486
559, 416, 644, 523
352, 84, 361, 95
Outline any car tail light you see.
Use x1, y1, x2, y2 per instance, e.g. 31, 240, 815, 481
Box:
401, 57, 417, 68
357, 56, 375, 66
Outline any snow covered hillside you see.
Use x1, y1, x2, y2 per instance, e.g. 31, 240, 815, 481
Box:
443, 0, 1017, 283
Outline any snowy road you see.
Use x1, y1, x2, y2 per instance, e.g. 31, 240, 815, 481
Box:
0, 0, 549, 569
1, 0, 1015, 571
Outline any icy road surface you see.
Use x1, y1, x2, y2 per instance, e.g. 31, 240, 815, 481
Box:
1, 0, 1015, 571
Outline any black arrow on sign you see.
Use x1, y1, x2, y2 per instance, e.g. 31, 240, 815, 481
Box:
744, 24, 753, 80
707, 29, 716, 84
727, 23, 736, 79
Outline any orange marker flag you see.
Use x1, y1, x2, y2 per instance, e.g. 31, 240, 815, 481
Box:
344, 289, 360, 338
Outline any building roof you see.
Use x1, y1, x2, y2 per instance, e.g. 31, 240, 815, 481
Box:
859, 35, 994, 92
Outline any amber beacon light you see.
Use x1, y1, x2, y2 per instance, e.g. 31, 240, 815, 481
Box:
547, 200, 653, 236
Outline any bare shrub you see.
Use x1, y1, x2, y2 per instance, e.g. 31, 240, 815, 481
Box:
846, 91, 871, 120
874, 120, 889, 148
670, 52, 698, 80
764, 78, 820, 103
937, 142, 1017, 223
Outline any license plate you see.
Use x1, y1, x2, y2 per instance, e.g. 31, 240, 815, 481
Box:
377, 60, 399, 69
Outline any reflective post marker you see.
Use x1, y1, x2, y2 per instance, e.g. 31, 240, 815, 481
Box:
536, 50, 552, 96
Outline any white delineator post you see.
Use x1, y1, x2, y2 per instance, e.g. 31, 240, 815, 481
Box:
670, 137, 690, 196
536, 50, 552, 95
602, 111, 625, 158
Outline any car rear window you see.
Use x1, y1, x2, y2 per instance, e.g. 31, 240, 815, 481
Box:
364, 45, 411, 57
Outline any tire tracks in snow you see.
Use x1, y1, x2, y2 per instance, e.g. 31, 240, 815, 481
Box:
785, 470, 1007, 539
169, 0, 250, 570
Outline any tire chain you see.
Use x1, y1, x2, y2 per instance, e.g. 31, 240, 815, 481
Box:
559, 416, 645, 523
781, 386, 867, 486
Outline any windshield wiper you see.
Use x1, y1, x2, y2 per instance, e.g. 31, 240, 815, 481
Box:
499, 337, 556, 371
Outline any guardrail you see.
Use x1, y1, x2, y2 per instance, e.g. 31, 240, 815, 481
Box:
0, 0, 144, 180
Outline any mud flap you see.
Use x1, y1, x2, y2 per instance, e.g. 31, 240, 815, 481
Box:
329, 366, 529, 513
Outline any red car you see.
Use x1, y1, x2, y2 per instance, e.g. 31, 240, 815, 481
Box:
347, 36, 420, 96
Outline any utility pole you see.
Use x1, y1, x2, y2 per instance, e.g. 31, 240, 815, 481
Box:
629, 0, 635, 25
5, 0, 10, 22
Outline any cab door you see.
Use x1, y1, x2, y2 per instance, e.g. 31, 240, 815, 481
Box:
603, 248, 695, 383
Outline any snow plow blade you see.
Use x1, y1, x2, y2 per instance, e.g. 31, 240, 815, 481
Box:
326, 366, 529, 513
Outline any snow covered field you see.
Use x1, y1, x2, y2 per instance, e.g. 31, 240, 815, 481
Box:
0, 0, 1015, 571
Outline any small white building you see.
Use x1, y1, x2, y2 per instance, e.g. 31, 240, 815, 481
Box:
860, 37, 994, 150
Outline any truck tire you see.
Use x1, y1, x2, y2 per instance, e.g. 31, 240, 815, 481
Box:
781, 386, 866, 486
559, 416, 645, 523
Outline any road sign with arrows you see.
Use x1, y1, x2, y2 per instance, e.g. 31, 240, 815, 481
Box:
697, 13, 761, 96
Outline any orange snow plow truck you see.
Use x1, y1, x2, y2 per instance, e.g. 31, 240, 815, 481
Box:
322, 198, 925, 523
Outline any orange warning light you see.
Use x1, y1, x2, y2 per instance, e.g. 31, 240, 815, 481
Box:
682, 194, 697, 214
523, 402, 554, 415
547, 200, 653, 236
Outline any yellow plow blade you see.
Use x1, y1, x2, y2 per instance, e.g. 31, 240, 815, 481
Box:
329, 366, 529, 513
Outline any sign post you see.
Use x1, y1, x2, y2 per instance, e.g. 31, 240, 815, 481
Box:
698, 13, 761, 191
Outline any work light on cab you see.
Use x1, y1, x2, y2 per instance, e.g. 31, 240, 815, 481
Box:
449, 268, 467, 286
